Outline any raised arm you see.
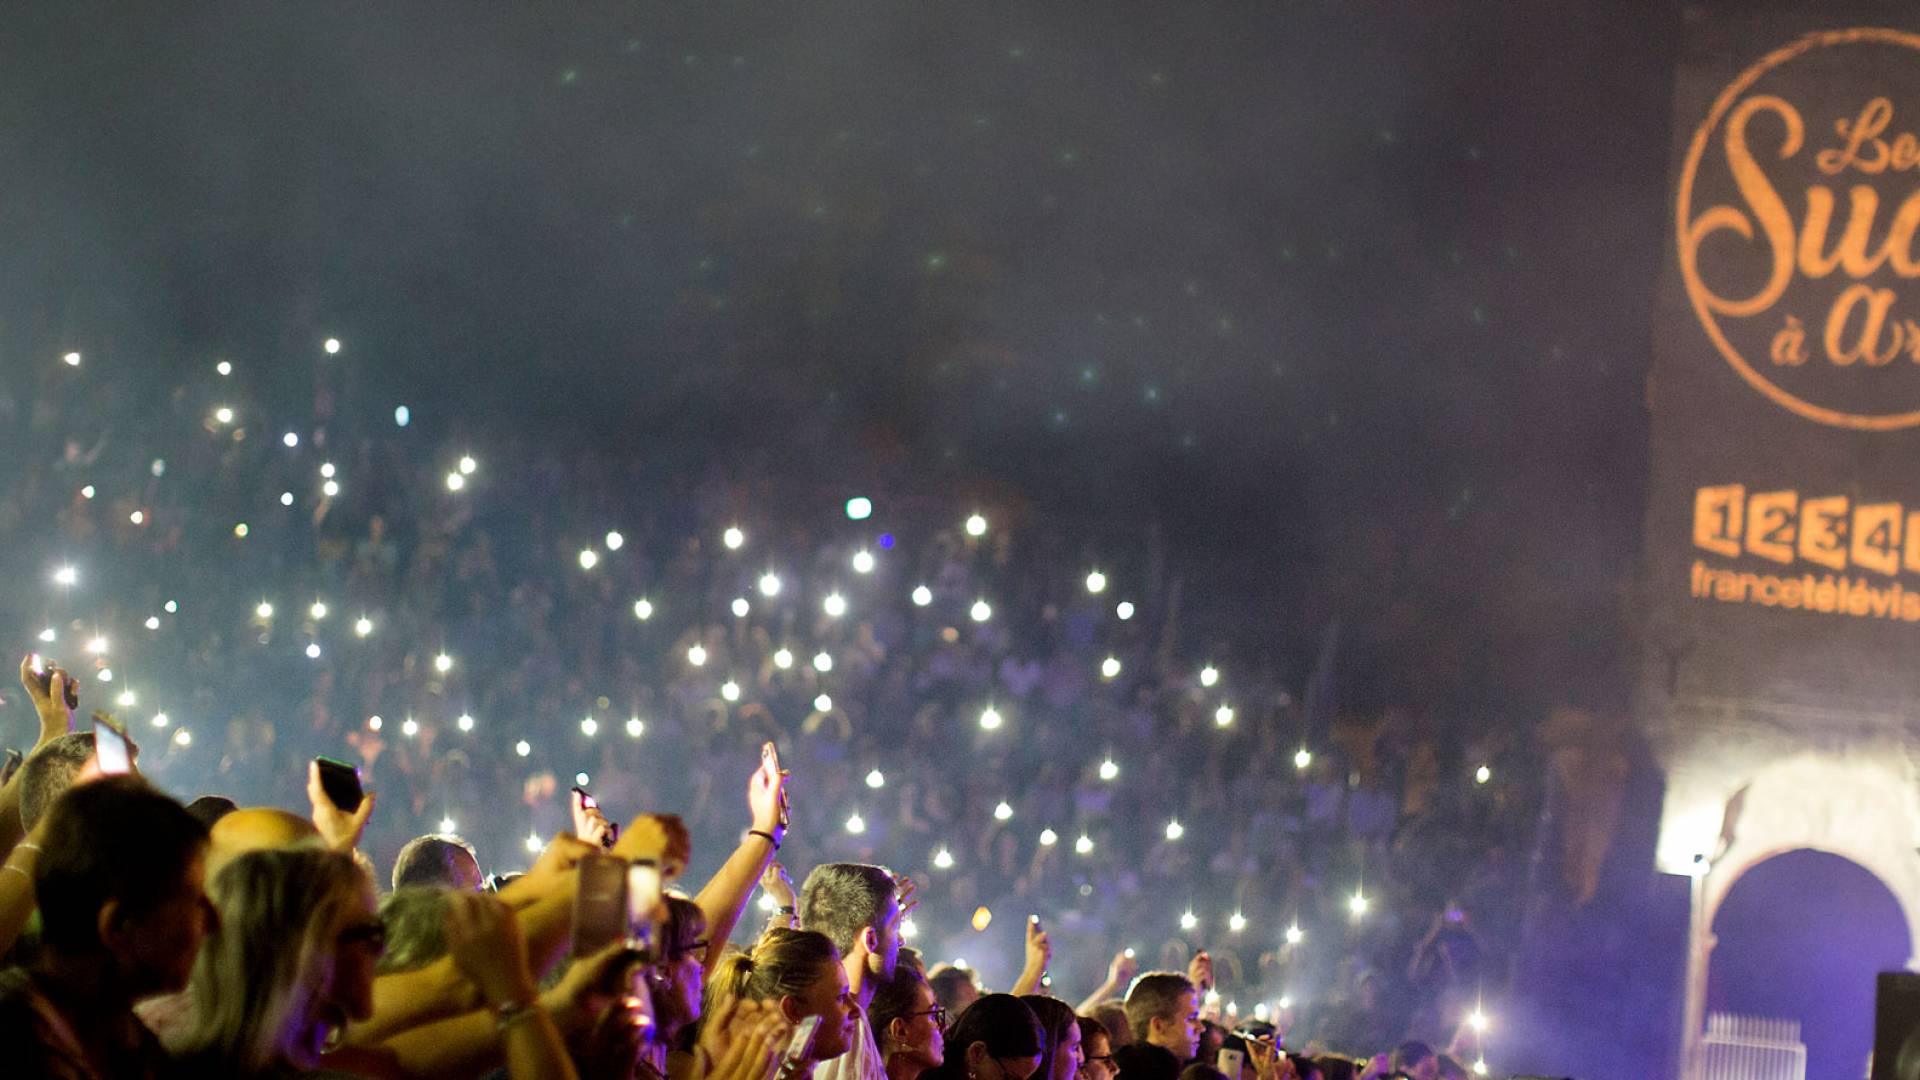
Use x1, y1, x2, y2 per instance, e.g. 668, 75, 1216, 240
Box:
693, 744, 788, 970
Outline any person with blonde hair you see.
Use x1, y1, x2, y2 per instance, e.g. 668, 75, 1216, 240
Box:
708, 927, 858, 1071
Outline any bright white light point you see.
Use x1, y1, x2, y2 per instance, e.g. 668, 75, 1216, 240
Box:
63, 351, 81, 366
164, 600, 177, 613
688, 644, 707, 666
965, 513, 987, 537
580, 716, 599, 736
280, 492, 295, 506
214, 407, 233, 424
1116, 601, 1135, 620
773, 647, 794, 669
80, 485, 95, 500
54, 565, 77, 587
933, 848, 954, 869
282, 432, 299, 448
812, 651, 833, 673
96, 669, 112, 682
1471, 1060, 1487, 1077
514, 740, 531, 757
1086, 570, 1107, 594
979, 706, 1003, 731
457, 713, 474, 732
526, 832, 544, 853
721, 680, 741, 702
1181, 910, 1199, 931
151, 712, 170, 728
1101, 656, 1122, 679
306, 643, 322, 659
438, 816, 456, 833
320, 462, 336, 478
576, 773, 589, 786
1475, 764, 1492, 785
1215, 704, 1235, 727
401, 718, 419, 737
322, 480, 339, 497
912, 585, 933, 606
1200, 664, 1219, 687
457, 455, 476, 475
823, 593, 847, 617
604, 530, 624, 551
324, 338, 341, 354
1075, 834, 1095, 854
994, 801, 1013, 821
577, 548, 598, 570
1295, 748, 1313, 770
1279, 996, 1294, 1011
234, 523, 249, 538
845, 812, 866, 835
1254, 1004, 1269, 1022
86, 636, 108, 655
143, 616, 159, 630
216, 360, 232, 375
758, 572, 782, 597
310, 601, 328, 619
723, 526, 744, 550
626, 717, 644, 738
1229, 912, 1247, 933
445, 473, 465, 492
633, 599, 653, 620
1098, 758, 1119, 781
1286, 923, 1304, 945
731, 597, 750, 618
813, 693, 833, 713
901, 917, 919, 938
354, 616, 373, 637
846, 497, 873, 520
173, 729, 191, 747
116, 690, 136, 707
865, 768, 885, 789
1166, 819, 1185, 841
393, 405, 409, 427
39, 627, 56, 642
852, 550, 875, 574
1469, 1010, 1488, 1033
255, 601, 274, 619
1039, 828, 1058, 846
434, 653, 452, 673
130, 510, 145, 525
367, 715, 383, 731
970, 599, 992, 622
1349, 891, 1370, 916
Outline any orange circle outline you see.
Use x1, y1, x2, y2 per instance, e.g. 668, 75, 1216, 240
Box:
1677, 27, 1920, 431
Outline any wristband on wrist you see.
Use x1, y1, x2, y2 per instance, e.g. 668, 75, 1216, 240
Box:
748, 829, 781, 851
776, 904, 796, 916
496, 998, 542, 1032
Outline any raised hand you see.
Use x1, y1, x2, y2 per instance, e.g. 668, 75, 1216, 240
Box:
749, 741, 790, 838
572, 791, 617, 849
306, 760, 375, 853
1024, 916, 1053, 974
1187, 949, 1214, 994
19, 653, 75, 745
444, 891, 537, 1009
760, 861, 797, 909
1107, 949, 1139, 988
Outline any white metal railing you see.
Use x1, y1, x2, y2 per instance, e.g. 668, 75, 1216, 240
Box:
1698, 1013, 1806, 1080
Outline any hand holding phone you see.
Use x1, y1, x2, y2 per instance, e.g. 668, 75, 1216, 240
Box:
314, 756, 364, 812
572, 786, 618, 849
783, 1014, 823, 1069
92, 713, 131, 775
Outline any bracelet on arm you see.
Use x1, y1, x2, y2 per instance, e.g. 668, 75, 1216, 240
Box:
495, 999, 543, 1032
747, 829, 781, 851
776, 905, 796, 916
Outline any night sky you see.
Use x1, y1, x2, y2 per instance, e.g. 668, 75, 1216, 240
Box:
0, 2, 1695, 716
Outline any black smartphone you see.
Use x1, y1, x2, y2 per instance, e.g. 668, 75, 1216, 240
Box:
573, 851, 629, 958
314, 756, 364, 812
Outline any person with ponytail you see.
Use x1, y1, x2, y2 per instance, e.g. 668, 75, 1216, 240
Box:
707, 928, 857, 1071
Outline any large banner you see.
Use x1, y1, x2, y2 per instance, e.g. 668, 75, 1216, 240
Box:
1647, 13, 1920, 711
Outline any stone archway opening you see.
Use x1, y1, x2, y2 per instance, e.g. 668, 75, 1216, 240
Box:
1708, 849, 1910, 1079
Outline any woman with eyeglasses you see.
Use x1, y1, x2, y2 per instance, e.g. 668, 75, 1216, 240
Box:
164, 846, 391, 1075
920, 993, 1045, 1080
868, 957, 945, 1080
1075, 1016, 1115, 1080
1021, 996, 1083, 1080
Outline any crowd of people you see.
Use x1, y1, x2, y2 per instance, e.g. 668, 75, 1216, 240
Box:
0, 352, 1542, 1076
